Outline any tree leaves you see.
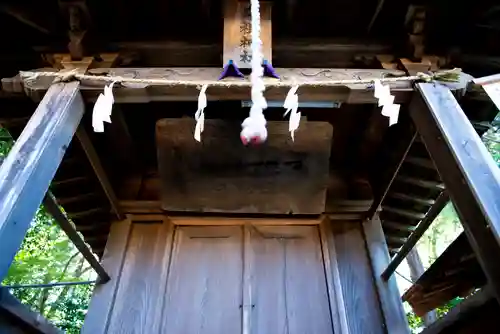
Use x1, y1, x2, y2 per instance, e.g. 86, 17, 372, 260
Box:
1, 130, 96, 333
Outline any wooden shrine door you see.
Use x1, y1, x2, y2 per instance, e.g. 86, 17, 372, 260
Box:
161, 224, 334, 334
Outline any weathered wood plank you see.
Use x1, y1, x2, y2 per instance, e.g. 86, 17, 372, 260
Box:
319, 219, 349, 333
332, 221, 385, 334
0, 288, 62, 334
251, 225, 334, 334
363, 215, 410, 334
17, 67, 411, 103
410, 82, 500, 307
82, 219, 132, 334
161, 226, 243, 333
156, 118, 332, 214
106, 221, 174, 333
0, 82, 83, 281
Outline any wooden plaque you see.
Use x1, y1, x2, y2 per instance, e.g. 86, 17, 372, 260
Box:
156, 119, 333, 214
223, 1, 272, 69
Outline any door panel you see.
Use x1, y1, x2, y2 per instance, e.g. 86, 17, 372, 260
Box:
251, 226, 334, 334
161, 226, 243, 334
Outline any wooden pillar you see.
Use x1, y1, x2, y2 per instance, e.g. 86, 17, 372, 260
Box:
363, 215, 410, 334
406, 248, 437, 326
409, 82, 500, 307
0, 81, 84, 281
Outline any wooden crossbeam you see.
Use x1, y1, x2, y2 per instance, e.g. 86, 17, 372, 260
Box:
0, 82, 84, 281
8, 67, 412, 103
409, 82, 500, 306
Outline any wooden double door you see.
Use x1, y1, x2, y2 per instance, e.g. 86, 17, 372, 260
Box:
162, 224, 334, 334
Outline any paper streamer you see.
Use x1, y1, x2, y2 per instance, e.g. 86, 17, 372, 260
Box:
194, 85, 208, 142
284, 85, 301, 141
92, 82, 116, 133
373, 79, 400, 126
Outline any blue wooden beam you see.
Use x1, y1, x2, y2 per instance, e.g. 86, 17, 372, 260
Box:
409, 82, 500, 306
0, 82, 84, 281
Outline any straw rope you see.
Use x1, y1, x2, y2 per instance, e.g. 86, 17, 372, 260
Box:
19, 68, 462, 89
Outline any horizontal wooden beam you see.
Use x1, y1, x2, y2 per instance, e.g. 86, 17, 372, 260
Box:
168, 216, 323, 226
0, 288, 61, 334
410, 82, 500, 309
0, 82, 84, 281
8, 67, 413, 103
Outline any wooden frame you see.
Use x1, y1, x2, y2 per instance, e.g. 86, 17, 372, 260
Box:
409, 82, 500, 307
0, 82, 84, 281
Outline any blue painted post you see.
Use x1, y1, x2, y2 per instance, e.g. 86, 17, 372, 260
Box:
0, 82, 84, 281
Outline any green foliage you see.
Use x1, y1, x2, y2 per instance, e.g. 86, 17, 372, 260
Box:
0, 129, 95, 333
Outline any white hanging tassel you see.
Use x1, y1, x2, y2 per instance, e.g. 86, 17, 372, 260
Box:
194, 85, 208, 142
373, 79, 400, 126
240, 0, 268, 145
284, 85, 300, 141
92, 82, 116, 133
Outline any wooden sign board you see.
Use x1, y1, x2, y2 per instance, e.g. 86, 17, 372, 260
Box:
223, 1, 272, 69
156, 119, 333, 214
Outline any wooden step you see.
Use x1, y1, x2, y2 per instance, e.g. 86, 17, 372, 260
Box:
57, 193, 100, 205
387, 192, 436, 205
395, 176, 445, 190
382, 220, 417, 232
405, 156, 436, 169
383, 206, 426, 220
